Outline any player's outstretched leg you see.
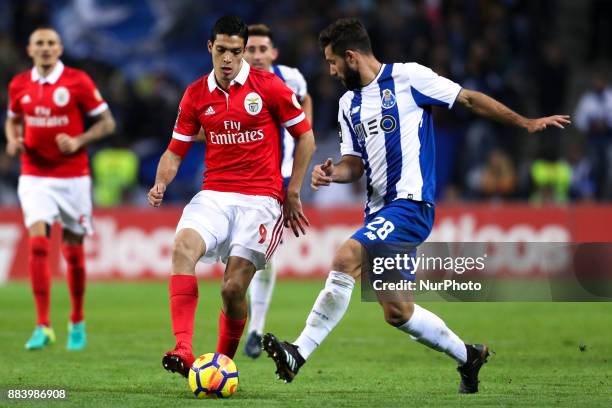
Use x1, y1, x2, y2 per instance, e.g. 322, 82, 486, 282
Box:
162, 229, 204, 378
383, 302, 489, 393
245, 261, 276, 358
263, 239, 360, 382
263, 270, 355, 382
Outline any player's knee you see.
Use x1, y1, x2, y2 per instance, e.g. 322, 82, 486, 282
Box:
28, 221, 49, 238
331, 240, 362, 277
221, 279, 246, 303
383, 303, 414, 327
172, 237, 200, 269
62, 229, 84, 245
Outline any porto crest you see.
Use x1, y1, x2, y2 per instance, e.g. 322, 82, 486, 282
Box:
381, 89, 396, 109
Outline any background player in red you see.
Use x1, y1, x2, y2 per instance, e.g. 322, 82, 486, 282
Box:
4, 27, 116, 351
147, 16, 316, 378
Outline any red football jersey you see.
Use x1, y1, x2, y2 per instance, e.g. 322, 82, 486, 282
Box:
7, 61, 108, 177
168, 61, 311, 202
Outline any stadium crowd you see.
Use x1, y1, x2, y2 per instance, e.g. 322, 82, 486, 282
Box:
1, 0, 611, 206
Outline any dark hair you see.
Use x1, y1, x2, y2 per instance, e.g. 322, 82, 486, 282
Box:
210, 16, 248, 45
319, 18, 372, 56
248, 24, 274, 45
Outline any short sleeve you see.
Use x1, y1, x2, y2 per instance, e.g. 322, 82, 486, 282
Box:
267, 75, 311, 137
75, 72, 109, 116
338, 101, 362, 157
290, 68, 308, 100
7, 78, 22, 118
405, 63, 462, 109
168, 86, 199, 157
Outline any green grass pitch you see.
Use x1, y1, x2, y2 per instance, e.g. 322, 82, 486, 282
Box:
1, 281, 611, 407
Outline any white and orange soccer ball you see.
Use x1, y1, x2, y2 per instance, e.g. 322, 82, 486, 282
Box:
188, 353, 239, 398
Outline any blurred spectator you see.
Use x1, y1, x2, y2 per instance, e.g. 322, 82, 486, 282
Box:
566, 141, 595, 201
92, 144, 139, 207
574, 70, 612, 198
530, 159, 571, 204
467, 149, 517, 201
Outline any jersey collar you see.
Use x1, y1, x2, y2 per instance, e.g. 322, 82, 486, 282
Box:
361, 63, 386, 90
31, 60, 64, 84
207, 60, 250, 92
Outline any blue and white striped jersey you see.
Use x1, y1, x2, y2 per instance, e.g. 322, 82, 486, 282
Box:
338, 62, 461, 215
271, 64, 308, 178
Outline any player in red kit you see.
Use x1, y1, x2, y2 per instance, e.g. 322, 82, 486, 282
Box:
4, 27, 116, 351
147, 16, 315, 378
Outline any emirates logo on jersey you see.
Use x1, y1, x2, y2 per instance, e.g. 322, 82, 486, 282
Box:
209, 120, 264, 145
244, 92, 262, 115
53, 86, 70, 107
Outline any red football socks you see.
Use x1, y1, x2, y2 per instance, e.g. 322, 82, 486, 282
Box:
169, 275, 199, 350
62, 243, 86, 324
29, 236, 51, 326
216, 310, 246, 359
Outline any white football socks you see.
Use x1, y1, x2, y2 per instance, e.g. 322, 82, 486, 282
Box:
247, 261, 276, 335
294, 271, 355, 360
398, 304, 467, 364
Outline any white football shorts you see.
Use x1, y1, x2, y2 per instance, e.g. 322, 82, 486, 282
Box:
17, 175, 94, 235
176, 190, 283, 270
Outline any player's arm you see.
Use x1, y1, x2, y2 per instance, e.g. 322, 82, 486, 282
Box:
56, 109, 116, 154
147, 149, 183, 207
148, 85, 198, 207
455, 89, 571, 133
285, 129, 315, 236
6, 79, 25, 157
311, 155, 364, 190
4, 115, 24, 157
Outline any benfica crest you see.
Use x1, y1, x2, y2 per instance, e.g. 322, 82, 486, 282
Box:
244, 92, 262, 115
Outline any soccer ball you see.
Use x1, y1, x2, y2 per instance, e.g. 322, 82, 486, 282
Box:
188, 353, 239, 398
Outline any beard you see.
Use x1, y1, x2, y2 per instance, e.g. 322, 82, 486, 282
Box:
342, 64, 362, 91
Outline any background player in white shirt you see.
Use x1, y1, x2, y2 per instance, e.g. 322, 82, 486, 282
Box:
263, 18, 570, 393
242, 23, 314, 358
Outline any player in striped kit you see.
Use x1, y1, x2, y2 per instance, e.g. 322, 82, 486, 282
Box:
263, 18, 570, 393
242, 24, 313, 358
